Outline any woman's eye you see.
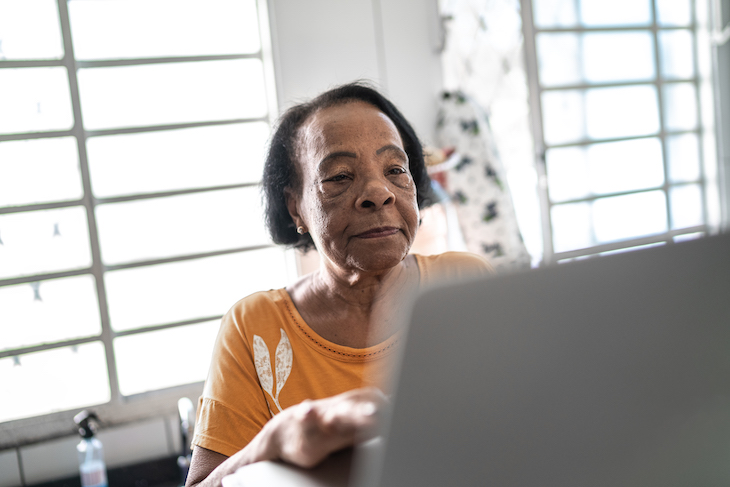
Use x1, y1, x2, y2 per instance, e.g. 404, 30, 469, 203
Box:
388, 167, 407, 175
326, 174, 349, 182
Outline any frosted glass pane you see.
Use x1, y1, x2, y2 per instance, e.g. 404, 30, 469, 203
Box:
555, 193, 669, 254
543, 87, 661, 144
0, 343, 110, 423
538, 32, 655, 87
0, 207, 92, 279
536, 33, 581, 87
88, 123, 269, 198
580, 0, 652, 26
659, 30, 695, 79
69, 0, 260, 60
548, 139, 663, 203
77, 59, 267, 130
666, 133, 701, 183
115, 321, 219, 396
552, 202, 592, 252
670, 184, 703, 229
532, 0, 577, 28
593, 191, 667, 243
0, 0, 64, 60
0, 137, 82, 207
583, 32, 655, 83
657, 0, 692, 25
587, 138, 664, 194
545, 139, 664, 202
96, 187, 270, 265
542, 90, 585, 145
546, 147, 590, 202
0, 67, 74, 135
0, 275, 100, 352
105, 248, 292, 331
586, 85, 659, 139
663, 83, 698, 131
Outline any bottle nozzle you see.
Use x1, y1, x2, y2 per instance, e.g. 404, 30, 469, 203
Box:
74, 410, 99, 439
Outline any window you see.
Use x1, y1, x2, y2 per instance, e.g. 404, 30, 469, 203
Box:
521, 0, 720, 263
0, 0, 293, 445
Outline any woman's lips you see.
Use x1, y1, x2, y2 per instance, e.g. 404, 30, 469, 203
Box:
356, 227, 399, 239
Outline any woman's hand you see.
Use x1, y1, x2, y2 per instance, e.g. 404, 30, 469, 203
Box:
268, 386, 387, 468
186, 387, 387, 486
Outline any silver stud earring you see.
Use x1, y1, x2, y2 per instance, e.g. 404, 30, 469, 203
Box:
297, 226, 306, 235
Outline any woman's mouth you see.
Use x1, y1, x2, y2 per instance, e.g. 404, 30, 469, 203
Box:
356, 227, 399, 239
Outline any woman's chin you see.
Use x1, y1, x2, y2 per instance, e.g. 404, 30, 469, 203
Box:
344, 245, 411, 274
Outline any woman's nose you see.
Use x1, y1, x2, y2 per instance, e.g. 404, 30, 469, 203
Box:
356, 177, 395, 209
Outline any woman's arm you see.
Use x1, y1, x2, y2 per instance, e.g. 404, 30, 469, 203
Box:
185, 387, 385, 487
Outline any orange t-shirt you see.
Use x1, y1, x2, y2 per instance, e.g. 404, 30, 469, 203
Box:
192, 252, 493, 457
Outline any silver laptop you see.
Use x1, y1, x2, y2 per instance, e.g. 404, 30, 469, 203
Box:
224, 233, 730, 486
354, 232, 730, 487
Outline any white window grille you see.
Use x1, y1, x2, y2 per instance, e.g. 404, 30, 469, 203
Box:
0, 0, 293, 446
520, 0, 720, 263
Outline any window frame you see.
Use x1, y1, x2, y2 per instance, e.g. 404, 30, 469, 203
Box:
0, 0, 282, 448
520, 0, 721, 264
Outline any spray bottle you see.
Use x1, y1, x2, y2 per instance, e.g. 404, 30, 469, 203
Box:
74, 410, 108, 487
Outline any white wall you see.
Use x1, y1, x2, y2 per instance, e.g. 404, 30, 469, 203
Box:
267, 0, 444, 144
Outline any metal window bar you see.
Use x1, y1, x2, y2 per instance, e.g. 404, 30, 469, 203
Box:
519, 0, 554, 264
650, 0, 674, 236
549, 181, 705, 207
0, 315, 224, 361
520, 0, 709, 265
0, 242, 275, 289
55, 0, 122, 404
554, 224, 706, 262
0, 180, 263, 216
0, 53, 260, 71
543, 128, 702, 149
540, 78, 700, 91
689, 0, 713, 228
0, 116, 269, 143
536, 24, 697, 33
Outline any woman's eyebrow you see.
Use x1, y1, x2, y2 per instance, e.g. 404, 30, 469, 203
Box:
318, 145, 406, 170
376, 144, 407, 157
318, 151, 357, 170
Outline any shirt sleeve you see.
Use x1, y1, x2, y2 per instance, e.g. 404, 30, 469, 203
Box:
192, 295, 276, 457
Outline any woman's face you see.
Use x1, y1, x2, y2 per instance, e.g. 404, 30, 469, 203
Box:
286, 101, 420, 274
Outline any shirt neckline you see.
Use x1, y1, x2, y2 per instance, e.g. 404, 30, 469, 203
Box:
275, 254, 428, 362
275, 288, 402, 362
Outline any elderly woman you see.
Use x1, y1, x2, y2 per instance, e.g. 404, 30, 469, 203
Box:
186, 83, 492, 486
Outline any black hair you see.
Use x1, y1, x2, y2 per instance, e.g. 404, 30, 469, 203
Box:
261, 81, 434, 252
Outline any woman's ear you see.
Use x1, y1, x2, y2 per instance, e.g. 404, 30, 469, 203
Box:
284, 187, 303, 229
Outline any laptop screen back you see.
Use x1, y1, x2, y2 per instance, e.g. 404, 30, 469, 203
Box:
355, 233, 730, 487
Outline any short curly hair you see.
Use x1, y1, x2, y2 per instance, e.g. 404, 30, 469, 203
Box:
261, 81, 435, 252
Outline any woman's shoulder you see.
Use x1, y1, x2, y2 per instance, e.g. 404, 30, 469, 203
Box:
414, 251, 495, 283
221, 289, 292, 337
228, 288, 287, 314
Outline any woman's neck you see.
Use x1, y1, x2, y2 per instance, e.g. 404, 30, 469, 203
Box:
287, 255, 420, 348
316, 255, 416, 305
